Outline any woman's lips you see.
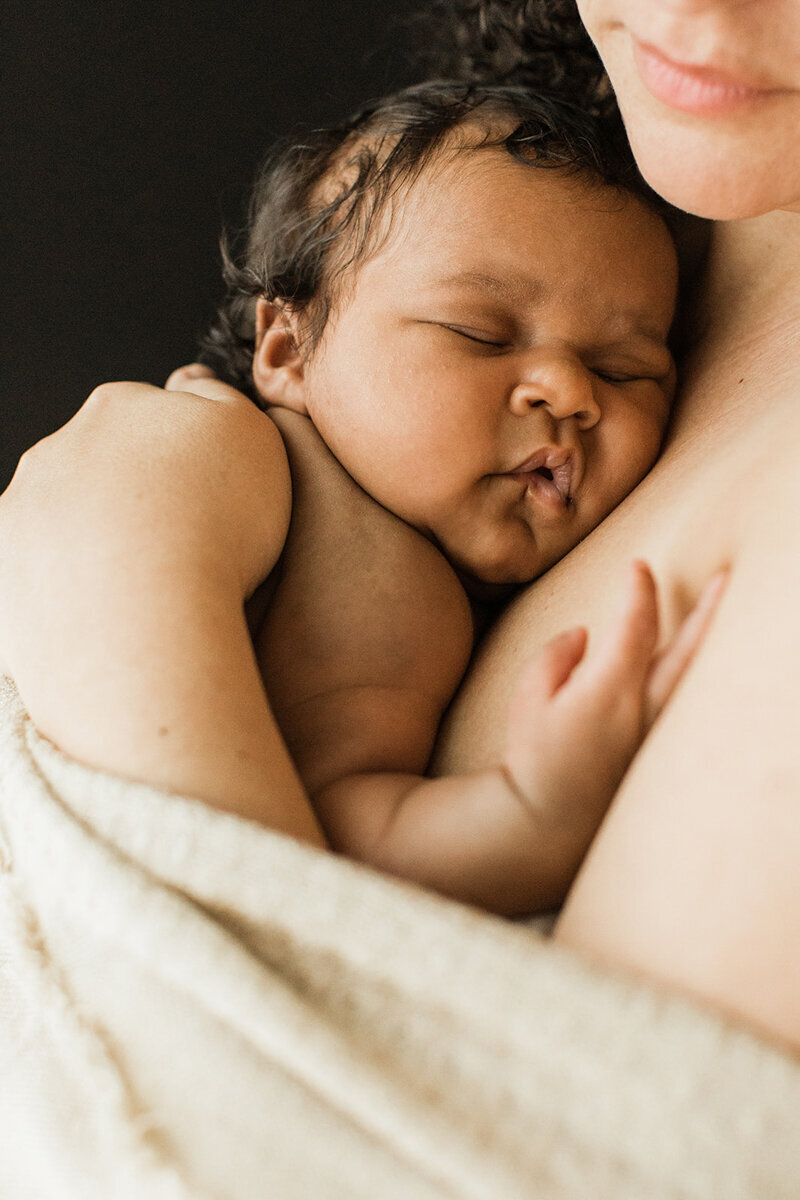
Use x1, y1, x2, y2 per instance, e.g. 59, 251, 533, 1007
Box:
632, 39, 787, 116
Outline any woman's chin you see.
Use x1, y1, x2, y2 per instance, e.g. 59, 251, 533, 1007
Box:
623, 121, 800, 221
591, 26, 800, 220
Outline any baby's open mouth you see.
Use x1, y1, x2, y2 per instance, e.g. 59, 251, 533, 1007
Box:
533, 465, 568, 498
508, 449, 577, 509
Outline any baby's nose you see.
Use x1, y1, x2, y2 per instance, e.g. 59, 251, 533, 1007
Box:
508, 356, 600, 429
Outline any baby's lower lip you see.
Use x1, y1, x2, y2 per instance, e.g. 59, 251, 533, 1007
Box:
512, 470, 570, 512
632, 39, 784, 116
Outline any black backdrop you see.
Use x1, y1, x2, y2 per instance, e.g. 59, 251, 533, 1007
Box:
3, 0, 422, 488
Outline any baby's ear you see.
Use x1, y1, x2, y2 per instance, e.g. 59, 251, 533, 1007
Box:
252, 298, 308, 413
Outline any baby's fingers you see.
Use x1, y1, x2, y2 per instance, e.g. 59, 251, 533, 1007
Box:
580, 561, 659, 698
516, 626, 588, 706
645, 568, 729, 727
504, 626, 587, 778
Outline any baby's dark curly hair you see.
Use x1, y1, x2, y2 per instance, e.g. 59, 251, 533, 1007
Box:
199, 78, 661, 402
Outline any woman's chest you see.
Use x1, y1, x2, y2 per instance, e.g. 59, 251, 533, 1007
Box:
434, 345, 800, 775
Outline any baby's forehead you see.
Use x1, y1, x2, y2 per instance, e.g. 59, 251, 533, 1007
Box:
374, 143, 672, 273
357, 133, 658, 253
315, 122, 676, 343
357, 150, 675, 335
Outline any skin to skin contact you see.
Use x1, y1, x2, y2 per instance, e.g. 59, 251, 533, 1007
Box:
3, 0, 800, 1052
437, 0, 800, 1050
0, 143, 701, 919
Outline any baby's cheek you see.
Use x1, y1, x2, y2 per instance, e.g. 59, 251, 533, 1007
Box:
639, 412, 668, 474
619, 409, 664, 482
587, 446, 647, 529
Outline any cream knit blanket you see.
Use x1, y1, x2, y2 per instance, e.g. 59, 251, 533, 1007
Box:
1, 675, 799, 1200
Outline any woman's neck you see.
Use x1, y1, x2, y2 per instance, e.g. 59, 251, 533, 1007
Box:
696, 209, 800, 345
672, 209, 800, 437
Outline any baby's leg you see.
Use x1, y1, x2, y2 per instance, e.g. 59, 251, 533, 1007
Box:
556, 480, 800, 1051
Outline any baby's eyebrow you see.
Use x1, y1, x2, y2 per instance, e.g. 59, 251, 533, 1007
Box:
424, 269, 673, 360
428, 269, 545, 304
600, 329, 673, 362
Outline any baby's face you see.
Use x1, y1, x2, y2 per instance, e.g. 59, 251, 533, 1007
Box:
293, 148, 677, 585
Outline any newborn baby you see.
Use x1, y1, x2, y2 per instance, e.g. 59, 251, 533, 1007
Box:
167, 81, 720, 915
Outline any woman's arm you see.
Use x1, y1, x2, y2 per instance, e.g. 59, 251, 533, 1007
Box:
0, 380, 323, 844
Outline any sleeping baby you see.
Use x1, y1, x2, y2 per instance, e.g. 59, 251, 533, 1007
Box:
166, 80, 723, 915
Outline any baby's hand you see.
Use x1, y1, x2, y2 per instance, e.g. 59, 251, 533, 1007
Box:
503, 562, 727, 853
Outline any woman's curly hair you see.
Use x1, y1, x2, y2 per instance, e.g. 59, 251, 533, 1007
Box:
199, 78, 656, 403
413, 0, 615, 121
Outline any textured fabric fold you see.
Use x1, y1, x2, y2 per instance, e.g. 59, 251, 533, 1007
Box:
1, 675, 798, 1199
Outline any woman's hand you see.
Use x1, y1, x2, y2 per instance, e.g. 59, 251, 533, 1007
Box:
503, 562, 728, 854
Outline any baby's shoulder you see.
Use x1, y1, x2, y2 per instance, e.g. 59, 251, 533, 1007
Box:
258, 409, 474, 712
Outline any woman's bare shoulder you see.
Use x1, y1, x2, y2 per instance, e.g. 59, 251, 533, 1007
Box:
70, 380, 287, 491
12, 380, 293, 593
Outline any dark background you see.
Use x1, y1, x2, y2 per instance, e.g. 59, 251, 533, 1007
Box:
2, 0, 423, 489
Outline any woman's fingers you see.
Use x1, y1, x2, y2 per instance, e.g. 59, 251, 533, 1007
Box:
165, 363, 249, 405
644, 567, 729, 727
165, 363, 217, 390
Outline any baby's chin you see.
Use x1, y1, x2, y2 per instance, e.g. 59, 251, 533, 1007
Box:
435, 522, 575, 598
450, 551, 548, 605
453, 570, 522, 607
454, 541, 563, 592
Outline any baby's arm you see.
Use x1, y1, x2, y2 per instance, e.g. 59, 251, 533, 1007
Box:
252, 406, 723, 914
308, 563, 725, 915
